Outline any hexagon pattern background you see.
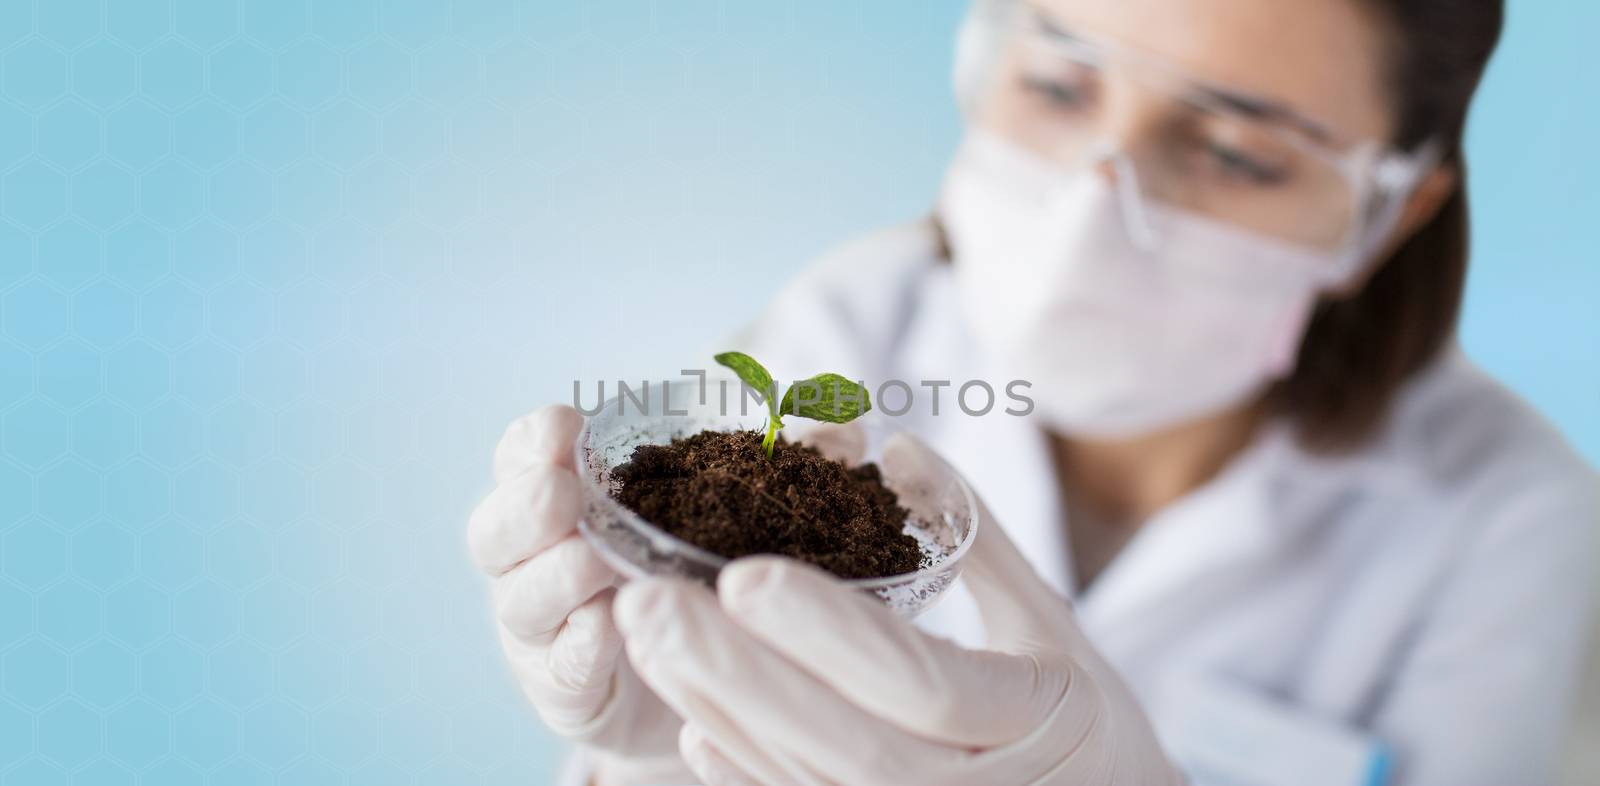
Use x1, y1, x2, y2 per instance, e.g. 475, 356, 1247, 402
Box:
0, 0, 1596, 784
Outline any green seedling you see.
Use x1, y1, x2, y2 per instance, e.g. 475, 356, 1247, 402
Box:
714, 351, 872, 458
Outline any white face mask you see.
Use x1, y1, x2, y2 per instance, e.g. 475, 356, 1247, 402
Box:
939, 132, 1365, 439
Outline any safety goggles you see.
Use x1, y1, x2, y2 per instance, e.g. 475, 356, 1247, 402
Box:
958, 0, 1441, 258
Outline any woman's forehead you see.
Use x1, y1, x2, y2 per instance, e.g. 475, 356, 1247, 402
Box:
1025, 0, 1396, 141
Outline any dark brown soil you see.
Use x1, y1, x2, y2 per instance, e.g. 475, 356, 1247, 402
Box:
609, 429, 923, 579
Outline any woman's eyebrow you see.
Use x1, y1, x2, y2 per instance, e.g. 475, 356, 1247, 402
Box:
1196, 85, 1334, 143
1023, 4, 1337, 144
1029, 7, 1085, 43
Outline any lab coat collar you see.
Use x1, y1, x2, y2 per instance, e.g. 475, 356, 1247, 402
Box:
1074, 419, 1297, 632
933, 408, 1315, 638
1074, 417, 1394, 638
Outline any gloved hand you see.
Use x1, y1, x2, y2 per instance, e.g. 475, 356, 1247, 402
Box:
467, 405, 695, 785
610, 432, 1187, 786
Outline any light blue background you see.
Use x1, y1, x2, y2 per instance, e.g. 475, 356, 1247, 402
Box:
0, 1, 1592, 784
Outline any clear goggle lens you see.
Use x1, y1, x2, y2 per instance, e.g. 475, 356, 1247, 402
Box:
964, 7, 1427, 253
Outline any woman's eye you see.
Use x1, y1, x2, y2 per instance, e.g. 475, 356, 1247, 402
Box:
1020, 75, 1089, 108
1207, 143, 1288, 186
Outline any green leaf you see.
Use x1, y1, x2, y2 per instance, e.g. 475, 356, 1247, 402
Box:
715, 351, 779, 421
779, 373, 872, 424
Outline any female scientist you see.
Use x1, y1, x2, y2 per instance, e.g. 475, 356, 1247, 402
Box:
468, 0, 1599, 783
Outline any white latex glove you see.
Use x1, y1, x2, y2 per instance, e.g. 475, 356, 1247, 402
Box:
468, 405, 695, 785
610, 432, 1187, 786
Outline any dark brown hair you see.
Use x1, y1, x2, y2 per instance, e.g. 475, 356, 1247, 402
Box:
1272, 0, 1504, 451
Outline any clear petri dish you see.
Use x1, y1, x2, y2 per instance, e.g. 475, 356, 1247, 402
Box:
574, 379, 979, 618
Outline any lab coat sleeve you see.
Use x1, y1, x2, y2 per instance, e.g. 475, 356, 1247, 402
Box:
1369, 474, 1600, 786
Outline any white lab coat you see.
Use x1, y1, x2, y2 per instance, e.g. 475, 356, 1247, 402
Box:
563, 221, 1599, 786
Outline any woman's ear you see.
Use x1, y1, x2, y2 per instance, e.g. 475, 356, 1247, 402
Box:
1330, 163, 1459, 296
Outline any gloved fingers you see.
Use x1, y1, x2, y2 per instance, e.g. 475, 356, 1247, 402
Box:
468, 462, 581, 577
674, 689, 834, 786
494, 533, 618, 646
576, 658, 696, 766
680, 723, 777, 786
503, 591, 625, 736
615, 578, 960, 786
592, 745, 706, 786
718, 557, 1068, 748
546, 589, 626, 697
880, 432, 1076, 654
783, 420, 867, 465
967, 504, 1108, 658
493, 404, 584, 483
671, 691, 827, 786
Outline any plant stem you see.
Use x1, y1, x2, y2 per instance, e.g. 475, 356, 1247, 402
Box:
761, 416, 779, 458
